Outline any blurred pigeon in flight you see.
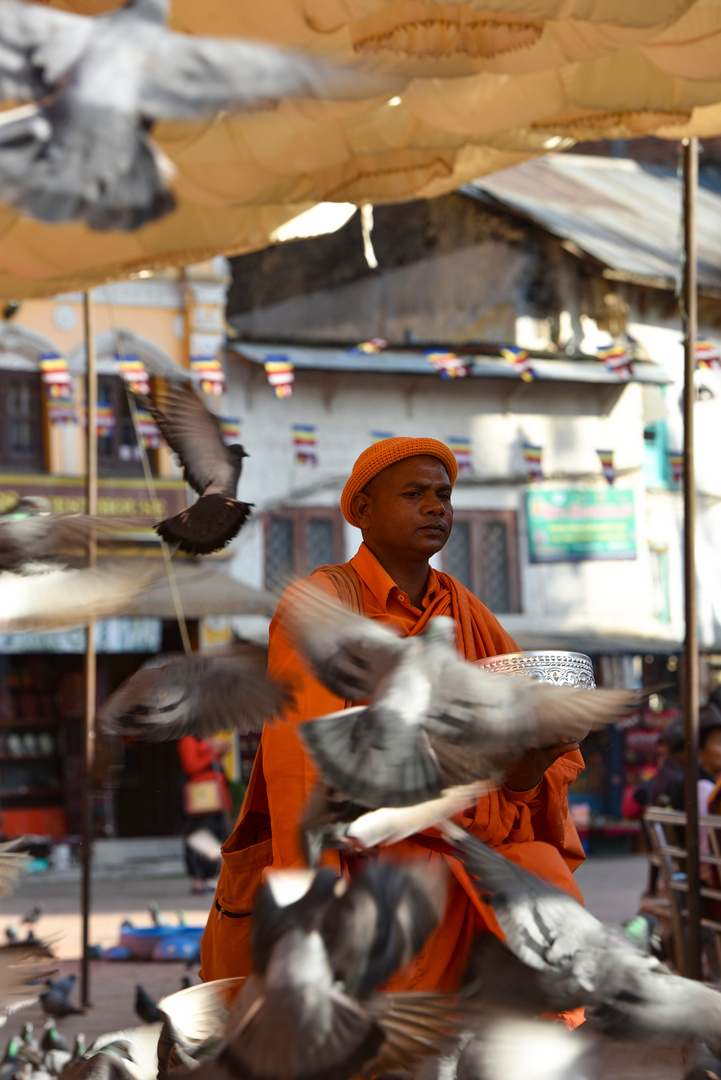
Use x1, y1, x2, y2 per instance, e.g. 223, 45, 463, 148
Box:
156, 976, 244, 1079
98, 643, 290, 741
0, 498, 139, 573
443, 821, 721, 1052
136, 383, 251, 555
195, 862, 460, 1080
456, 1019, 598, 1080
284, 584, 641, 808
0, 0, 384, 230
0, 560, 159, 632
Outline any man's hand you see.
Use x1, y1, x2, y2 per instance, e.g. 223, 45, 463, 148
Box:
501, 740, 581, 793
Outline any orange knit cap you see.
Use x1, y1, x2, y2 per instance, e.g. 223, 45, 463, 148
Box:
341, 437, 459, 527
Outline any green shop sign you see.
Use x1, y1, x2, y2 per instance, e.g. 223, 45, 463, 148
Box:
526, 489, 637, 563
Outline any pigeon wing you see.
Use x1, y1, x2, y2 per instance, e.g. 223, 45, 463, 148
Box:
442, 824, 602, 974
0, 561, 159, 632
135, 384, 238, 497
99, 650, 290, 741
0, 514, 142, 569
0, 0, 92, 101
281, 581, 406, 701
363, 992, 464, 1077
139, 34, 381, 120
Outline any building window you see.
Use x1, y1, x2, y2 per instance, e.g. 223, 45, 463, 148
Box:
0, 370, 44, 472
97, 375, 149, 477
265, 509, 345, 591
442, 510, 521, 613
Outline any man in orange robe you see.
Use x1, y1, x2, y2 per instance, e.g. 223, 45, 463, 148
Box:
200, 438, 586, 1022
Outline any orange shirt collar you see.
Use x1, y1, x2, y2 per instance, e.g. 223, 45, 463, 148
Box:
349, 541, 443, 612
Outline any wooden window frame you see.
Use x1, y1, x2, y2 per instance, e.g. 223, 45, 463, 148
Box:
442, 508, 522, 614
0, 369, 45, 473
264, 507, 345, 587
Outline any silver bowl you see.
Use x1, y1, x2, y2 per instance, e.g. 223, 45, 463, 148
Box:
475, 650, 596, 689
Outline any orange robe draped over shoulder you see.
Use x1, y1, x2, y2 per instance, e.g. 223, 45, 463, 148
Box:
200, 544, 586, 1020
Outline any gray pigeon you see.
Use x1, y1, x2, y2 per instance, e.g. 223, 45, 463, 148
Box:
0, 0, 379, 230
456, 1019, 598, 1080
135, 383, 251, 555
443, 821, 721, 1053
0, 500, 139, 573
98, 644, 290, 742
192, 862, 461, 1080
285, 584, 641, 808
41, 975, 83, 1020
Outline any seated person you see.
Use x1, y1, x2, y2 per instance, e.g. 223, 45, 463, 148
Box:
200, 438, 587, 1025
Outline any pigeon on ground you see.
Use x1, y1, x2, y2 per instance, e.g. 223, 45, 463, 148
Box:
147, 903, 170, 929
456, 1019, 598, 1080
72, 1035, 86, 1060
283, 584, 641, 808
301, 779, 494, 868
4, 928, 17, 945
134, 985, 162, 1026
40, 1020, 67, 1055
57, 1039, 137, 1080
40, 976, 83, 1020
443, 821, 721, 1052
20, 1025, 37, 1053
21, 907, 42, 928
98, 644, 290, 742
0, 560, 159, 633
196, 861, 461, 1080
0, 501, 140, 573
0, 0, 385, 231
135, 383, 252, 555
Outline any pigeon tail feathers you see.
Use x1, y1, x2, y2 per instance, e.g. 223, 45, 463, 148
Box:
155, 494, 253, 555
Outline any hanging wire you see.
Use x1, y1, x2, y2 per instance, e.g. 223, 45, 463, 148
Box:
102, 296, 192, 654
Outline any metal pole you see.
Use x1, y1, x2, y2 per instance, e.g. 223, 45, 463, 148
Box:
80, 291, 98, 1007
682, 137, 701, 980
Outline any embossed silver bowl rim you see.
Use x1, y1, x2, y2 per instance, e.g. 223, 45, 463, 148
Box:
475, 650, 596, 689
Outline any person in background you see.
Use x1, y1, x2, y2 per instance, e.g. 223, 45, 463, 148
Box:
177, 735, 232, 895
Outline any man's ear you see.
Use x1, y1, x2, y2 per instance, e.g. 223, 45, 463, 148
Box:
351, 490, 373, 528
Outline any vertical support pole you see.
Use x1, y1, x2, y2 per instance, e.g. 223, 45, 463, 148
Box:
682, 137, 701, 980
80, 291, 98, 1008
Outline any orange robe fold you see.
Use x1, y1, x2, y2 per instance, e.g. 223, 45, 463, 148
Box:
200, 544, 585, 1025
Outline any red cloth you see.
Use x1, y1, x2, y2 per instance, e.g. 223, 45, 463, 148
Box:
177, 736, 231, 812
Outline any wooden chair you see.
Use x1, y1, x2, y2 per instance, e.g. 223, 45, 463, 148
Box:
643, 806, 721, 977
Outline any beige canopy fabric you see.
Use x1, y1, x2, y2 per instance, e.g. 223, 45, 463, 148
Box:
2, 0, 721, 296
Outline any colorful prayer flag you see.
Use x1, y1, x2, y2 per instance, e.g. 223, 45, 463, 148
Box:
522, 442, 544, 483
351, 338, 388, 355
46, 402, 77, 425
292, 423, 317, 465
135, 407, 161, 449
668, 451, 684, 485
265, 355, 295, 398
116, 356, 151, 396
219, 417, 241, 446
597, 449, 616, 485
695, 336, 721, 370
39, 355, 72, 401
447, 436, 472, 475
425, 351, 469, 379
96, 404, 116, 437
191, 357, 226, 395
501, 345, 536, 382
597, 343, 633, 379
370, 431, 394, 444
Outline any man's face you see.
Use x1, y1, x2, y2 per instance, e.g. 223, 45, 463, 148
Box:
352, 455, 453, 560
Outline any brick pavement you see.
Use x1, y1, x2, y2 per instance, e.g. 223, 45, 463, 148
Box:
0, 857, 685, 1079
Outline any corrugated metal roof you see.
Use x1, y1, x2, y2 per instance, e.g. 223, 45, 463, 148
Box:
231, 343, 669, 385
464, 154, 721, 292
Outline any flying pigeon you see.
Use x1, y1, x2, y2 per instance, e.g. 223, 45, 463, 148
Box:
0, 499, 140, 572
456, 1019, 598, 1080
135, 383, 252, 555
156, 977, 244, 1080
0, 560, 160, 633
0, 0, 387, 231
283, 584, 641, 808
301, 779, 494, 868
443, 821, 721, 1053
98, 643, 290, 741
193, 862, 461, 1080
